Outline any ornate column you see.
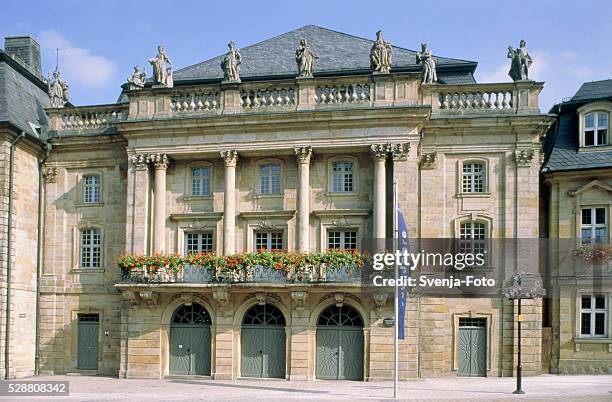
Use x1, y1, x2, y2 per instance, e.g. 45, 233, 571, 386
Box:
151, 153, 169, 253
221, 150, 238, 255
295, 146, 313, 252
127, 153, 151, 254
371, 144, 388, 242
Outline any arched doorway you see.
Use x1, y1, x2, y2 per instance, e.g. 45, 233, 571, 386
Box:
240, 303, 286, 378
316, 304, 364, 380
169, 303, 212, 375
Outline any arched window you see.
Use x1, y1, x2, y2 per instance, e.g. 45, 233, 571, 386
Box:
317, 305, 363, 327
242, 304, 285, 326
172, 303, 212, 325
584, 111, 609, 146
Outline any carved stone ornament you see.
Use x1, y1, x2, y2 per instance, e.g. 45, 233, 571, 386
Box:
150, 153, 170, 169
290, 291, 308, 311
503, 271, 545, 300
334, 292, 345, 307
372, 292, 388, 318
148, 45, 173, 87
221, 41, 242, 83
213, 288, 230, 306
514, 149, 534, 167
139, 290, 158, 306
47, 68, 69, 108
420, 152, 437, 169
127, 65, 147, 90
370, 143, 390, 160
256, 292, 267, 305
220, 150, 239, 167
416, 43, 437, 84
122, 290, 138, 306
256, 220, 276, 230
130, 153, 150, 170
390, 143, 410, 161
294, 146, 313, 164
180, 293, 195, 306
295, 39, 317, 78
42, 166, 58, 183
370, 30, 392, 73
507, 40, 532, 82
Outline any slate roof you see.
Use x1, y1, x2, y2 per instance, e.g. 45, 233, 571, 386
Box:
542, 79, 612, 173
173, 25, 477, 83
0, 50, 49, 137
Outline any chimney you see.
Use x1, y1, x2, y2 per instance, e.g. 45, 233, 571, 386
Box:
4, 36, 42, 79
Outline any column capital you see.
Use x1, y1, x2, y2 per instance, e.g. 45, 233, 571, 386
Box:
294, 146, 313, 164
370, 143, 390, 161
389, 143, 410, 161
130, 153, 150, 170
150, 153, 170, 169
220, 150, 239, 167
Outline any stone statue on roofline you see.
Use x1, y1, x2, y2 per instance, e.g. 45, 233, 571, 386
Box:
370, 30, 392, 73
507, 40, 532, 81
148, 45, 173, 87
47, 68, 69, 108
127, 65, 147, 90
222, 41, 242, 83
416, 43, 437, 84
295, 39, 317, 78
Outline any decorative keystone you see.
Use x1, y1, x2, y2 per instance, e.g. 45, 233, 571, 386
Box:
290, 291, 308, 311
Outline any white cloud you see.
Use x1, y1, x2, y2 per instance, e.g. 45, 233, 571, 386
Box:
559, 50, 577, 61
37, 30, 117, 88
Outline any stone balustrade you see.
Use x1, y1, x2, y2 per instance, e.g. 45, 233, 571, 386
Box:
48, 104, 128, 131
422, 81, 543, 114
240, 86, 296, 111
172, 91, 220, 113
315, 82, 371, 106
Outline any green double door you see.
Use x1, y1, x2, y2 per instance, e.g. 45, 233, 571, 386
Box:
458, 326, 487, 377
316, 327, 363, 380
169, 325, 211, 375
240, 326, 286, 378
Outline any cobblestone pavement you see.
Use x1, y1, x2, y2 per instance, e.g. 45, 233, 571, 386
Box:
1, 375, 611, 401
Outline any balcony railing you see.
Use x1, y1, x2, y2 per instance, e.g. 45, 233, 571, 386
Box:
119, 263, 362, 284
46, 78, 544, 133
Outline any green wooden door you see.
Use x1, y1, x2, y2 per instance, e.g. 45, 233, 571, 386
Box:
169, 304, 212, 376
77, 314, 99, 370
241, 326, 286, 378
316, 328, 339, 379
458, 326, 487, 377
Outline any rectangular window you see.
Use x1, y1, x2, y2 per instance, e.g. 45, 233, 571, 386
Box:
332, 161, 354, 192
462, 162, 484, 193
191, 167, 211, 196
581, 207, 608, 244
255, 231, 283, 251
80, 228, 101, 268
584, 112, 609, 146
83, 175, 100, 203
185, 232, 214, 254
580, 294, 607, 337
327, 230, 357, 250
259, 164, 281, 194
459, 221, 486, 255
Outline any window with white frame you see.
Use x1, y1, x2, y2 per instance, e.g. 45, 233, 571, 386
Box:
83, 175, 101, 203
255, 231, 283, 251
191, 167, 211, 196
185, 232, 214, 254
327, 230, 357, 250
584, 112, 609, 146
259, 163, 281, 194
580, 294, 607, 337
459, 221, 487, 255
581, 207, 608, 244
461, 162, 485, 193
80, 228, 101, 268
331, 161, 354, 192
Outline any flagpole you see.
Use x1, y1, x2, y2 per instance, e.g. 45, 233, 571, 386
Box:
393, 179, 399, 399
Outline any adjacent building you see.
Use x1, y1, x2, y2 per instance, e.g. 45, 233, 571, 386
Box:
2, 26, 556, 380
542, 79, 612, 374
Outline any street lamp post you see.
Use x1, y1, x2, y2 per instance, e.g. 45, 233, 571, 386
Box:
503, 271, 544, 395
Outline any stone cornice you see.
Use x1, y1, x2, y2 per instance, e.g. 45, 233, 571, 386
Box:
238, 210, 296, 219
169, 212, 224, 221
312, 209, 370, 217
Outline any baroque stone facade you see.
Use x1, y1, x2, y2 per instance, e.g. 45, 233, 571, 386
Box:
1, 26, 559, 380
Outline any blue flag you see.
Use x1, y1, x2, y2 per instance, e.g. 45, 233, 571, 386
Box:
397, 207, 411, 340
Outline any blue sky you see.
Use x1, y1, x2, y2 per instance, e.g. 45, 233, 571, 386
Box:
2, 0, 612, 111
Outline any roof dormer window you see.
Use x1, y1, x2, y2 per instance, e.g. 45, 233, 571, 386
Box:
584, 111, 609, 146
